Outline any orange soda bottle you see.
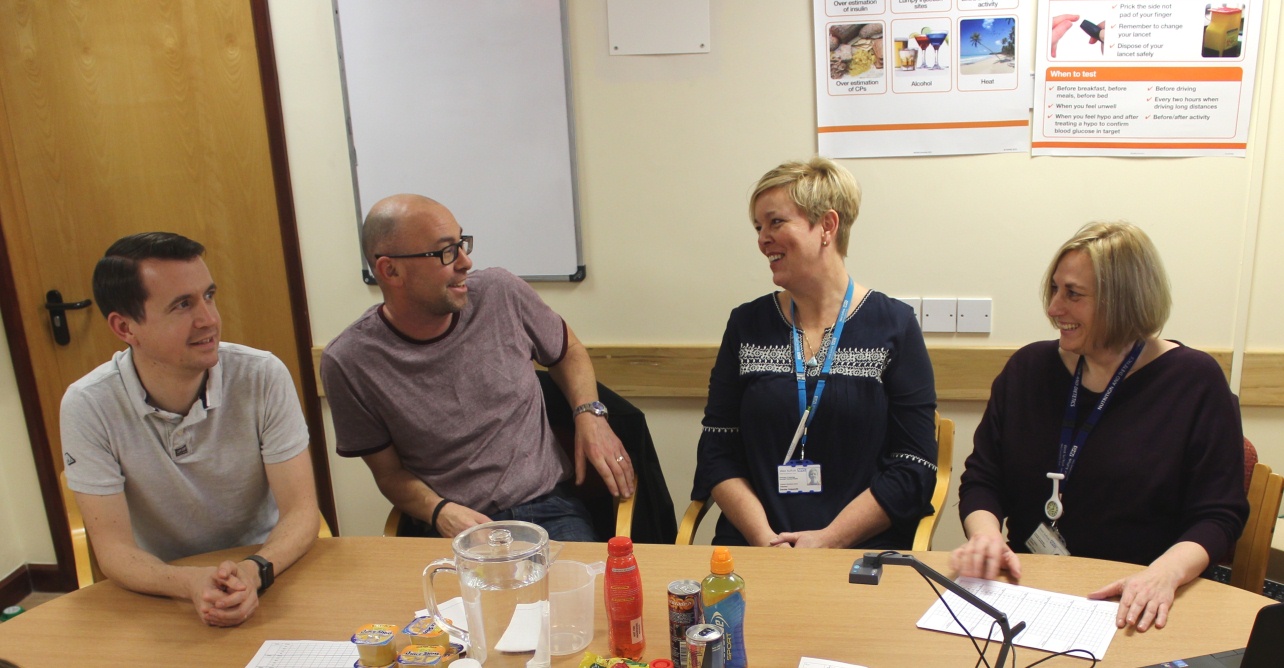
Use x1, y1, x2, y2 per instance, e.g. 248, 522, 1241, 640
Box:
604, 536, 645, 660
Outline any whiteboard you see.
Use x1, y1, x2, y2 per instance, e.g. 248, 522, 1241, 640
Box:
333, 0, 583, 282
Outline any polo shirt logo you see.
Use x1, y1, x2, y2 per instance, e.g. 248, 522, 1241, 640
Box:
175, 445, 189, 457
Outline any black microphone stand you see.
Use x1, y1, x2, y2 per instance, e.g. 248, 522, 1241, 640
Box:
850, 551, 1027, 667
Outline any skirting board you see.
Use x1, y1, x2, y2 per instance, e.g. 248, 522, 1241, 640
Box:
311, 344, 1276, 404
0, 563, 63, 609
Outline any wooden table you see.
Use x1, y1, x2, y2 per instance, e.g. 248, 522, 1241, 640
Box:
0, 537, 1272, 667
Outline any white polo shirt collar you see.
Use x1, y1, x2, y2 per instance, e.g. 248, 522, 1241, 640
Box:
116, 346, 223, 423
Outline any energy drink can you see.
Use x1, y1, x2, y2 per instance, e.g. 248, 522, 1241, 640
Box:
685, 624, 725, 668
668, 579, 703, 667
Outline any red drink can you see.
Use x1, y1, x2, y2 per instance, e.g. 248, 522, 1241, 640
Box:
685, 624, 725, 668
668, 580, 703, 667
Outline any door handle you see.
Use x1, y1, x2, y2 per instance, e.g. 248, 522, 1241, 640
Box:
45, 290, 94, 346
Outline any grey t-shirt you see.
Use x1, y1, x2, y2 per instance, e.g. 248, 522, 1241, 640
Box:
60, 343, 310, 562
321, 267, 571, 514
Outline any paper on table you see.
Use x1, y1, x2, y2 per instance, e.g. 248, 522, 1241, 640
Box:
244, 640, 357, 668
417, 597, 546, 654
494, 601, 544, 653
916, 576, 1119, 659
798, 658, 869, 668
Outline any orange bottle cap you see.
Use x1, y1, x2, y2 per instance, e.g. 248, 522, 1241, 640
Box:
710, 546, 734, 574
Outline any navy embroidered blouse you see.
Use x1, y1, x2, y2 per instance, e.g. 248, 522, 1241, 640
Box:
692, 290, 938, 547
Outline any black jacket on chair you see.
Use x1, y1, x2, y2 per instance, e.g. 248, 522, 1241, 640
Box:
538, 371, 678, 543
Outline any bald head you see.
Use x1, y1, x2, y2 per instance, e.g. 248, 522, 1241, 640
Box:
362, 194, 453, 268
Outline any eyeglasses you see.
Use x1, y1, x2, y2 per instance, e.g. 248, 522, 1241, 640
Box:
376, 236, 473, 265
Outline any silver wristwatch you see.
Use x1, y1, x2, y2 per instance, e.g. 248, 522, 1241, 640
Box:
572, 400, 608, 418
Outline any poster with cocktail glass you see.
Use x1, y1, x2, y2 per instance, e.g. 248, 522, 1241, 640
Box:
815, 0, 1036, 158
1031, 0, 1261, 157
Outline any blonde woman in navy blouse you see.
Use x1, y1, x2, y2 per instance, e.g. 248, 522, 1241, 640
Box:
691, 157, 938, 549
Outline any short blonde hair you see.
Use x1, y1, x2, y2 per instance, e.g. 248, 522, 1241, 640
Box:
749, 157, 862, 256
1042, 222, 1171, 350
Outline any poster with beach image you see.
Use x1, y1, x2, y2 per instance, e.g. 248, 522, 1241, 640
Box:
826, 22, 888, 96
890, 18, 952, 94
959, 17, 1018, 91
815, 0, 1035, 157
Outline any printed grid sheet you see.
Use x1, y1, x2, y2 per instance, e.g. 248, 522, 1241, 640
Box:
244, 640, 359, 668
916, 577, 1119, 660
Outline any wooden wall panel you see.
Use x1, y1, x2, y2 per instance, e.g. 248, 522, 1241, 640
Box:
316, 345, 1261, 403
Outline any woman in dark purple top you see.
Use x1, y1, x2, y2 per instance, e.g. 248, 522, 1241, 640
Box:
953, 222, 1248, 634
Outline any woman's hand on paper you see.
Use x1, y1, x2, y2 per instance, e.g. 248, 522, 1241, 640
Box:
951, 531, 1023, 581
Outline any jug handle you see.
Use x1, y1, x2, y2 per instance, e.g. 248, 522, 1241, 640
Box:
422, 559, 470, 645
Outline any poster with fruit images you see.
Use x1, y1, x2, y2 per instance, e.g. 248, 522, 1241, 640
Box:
815, 0, 1036, 158
1031, 0, 1261, 157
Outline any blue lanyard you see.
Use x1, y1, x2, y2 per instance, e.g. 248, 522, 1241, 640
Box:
789, 277, 854, 461
1057, 340, 1144, 485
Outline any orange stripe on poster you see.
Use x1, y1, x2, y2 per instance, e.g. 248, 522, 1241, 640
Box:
1045, 67, 1243, 82
1032, 141, 1247, 149
818, 119, 1029, 133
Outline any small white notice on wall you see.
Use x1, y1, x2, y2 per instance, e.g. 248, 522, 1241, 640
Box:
608, 0, 711, 55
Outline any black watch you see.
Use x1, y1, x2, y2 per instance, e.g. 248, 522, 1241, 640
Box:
244, 554, 274, 595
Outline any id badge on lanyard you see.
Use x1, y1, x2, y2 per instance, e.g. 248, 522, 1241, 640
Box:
778, 459, 822, 494
1029, 340, 1144, 555
777, 278, 853, 496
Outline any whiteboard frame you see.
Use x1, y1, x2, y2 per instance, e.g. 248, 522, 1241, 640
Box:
331, 0, 585, 283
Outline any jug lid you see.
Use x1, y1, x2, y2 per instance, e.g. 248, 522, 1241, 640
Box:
452, 520, 549, 562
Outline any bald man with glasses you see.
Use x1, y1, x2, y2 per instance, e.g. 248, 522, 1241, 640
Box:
321, 194, 634, 541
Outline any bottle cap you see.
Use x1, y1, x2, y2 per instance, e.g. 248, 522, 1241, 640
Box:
649, 660, 676, 668
710, 546, 734, 574
607, 535, 634, 556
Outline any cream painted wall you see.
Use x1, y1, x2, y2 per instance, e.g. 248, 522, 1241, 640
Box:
269, 0, 1284, 547
0, 311, 57, 575
3, 0, 1284, 574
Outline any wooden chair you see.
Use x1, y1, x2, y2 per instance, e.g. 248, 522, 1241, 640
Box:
675, 412, 954, 548
913, 413, 955, 550
1229, 462, 1284, 594
60, 471, 104, 589
62, 471, 334, 589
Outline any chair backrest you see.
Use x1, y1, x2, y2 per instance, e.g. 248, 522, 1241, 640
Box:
912, 412, 955, 550
60, 470, 104, 588
676, 411, 954, 548
1230, 462, 1284, 593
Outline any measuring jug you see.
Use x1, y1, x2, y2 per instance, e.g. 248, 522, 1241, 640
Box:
422, 521, 560, 666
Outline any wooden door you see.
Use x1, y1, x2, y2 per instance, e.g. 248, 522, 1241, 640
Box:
0, 0, 335, 590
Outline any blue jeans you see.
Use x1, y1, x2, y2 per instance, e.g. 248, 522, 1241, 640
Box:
402, 484, 598, 542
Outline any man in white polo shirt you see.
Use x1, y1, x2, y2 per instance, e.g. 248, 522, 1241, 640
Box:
60, 232, 319, 627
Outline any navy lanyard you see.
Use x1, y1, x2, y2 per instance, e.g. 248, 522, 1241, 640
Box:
789, 277, 854, 461
1056, 339, 1145, 485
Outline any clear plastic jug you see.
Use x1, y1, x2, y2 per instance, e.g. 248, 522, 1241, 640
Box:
422, 521, 559, 666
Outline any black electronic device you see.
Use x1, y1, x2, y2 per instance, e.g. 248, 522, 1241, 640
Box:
1080, 19, 1102, 41
1141, 602, 1283, 668
850, 551, 1026, 668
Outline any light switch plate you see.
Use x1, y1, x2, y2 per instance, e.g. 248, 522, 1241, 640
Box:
894, 297, 922, 326
921, 298, 957, 333
956, 298, 992, 333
